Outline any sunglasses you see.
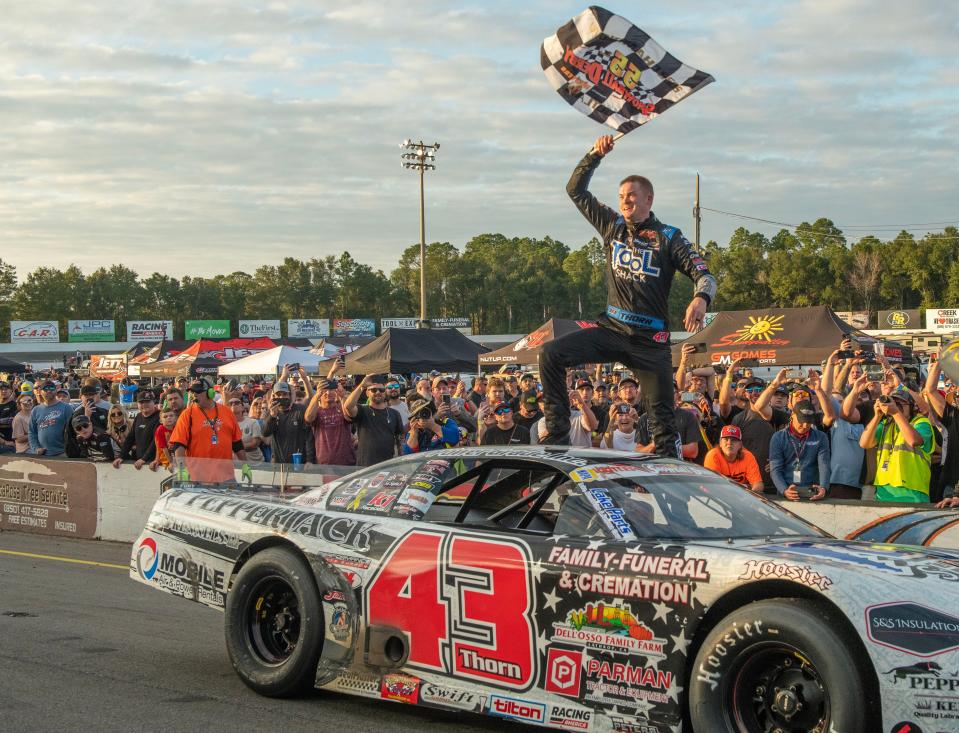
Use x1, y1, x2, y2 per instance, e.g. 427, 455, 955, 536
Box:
368, 387, 386, 393
110, 412, 125, 417
745, 387, 763, 394
74, 422, 92, 430
42, 385, 57, 391
386, 383, 400, 389
494, 407, 512, 415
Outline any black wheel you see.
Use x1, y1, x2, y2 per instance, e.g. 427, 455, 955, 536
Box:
689, 598, 868, 733
225, 547, 324, 697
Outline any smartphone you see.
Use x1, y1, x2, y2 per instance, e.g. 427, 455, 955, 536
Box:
680, 391, 702, 403
337, 355, 346, 367
692, 343, 708, 353
288, 362, 300, 371
442, 394, 451, 405
795, 486, 815, 499
836, 350, 856, 359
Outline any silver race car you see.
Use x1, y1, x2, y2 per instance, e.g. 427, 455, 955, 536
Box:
130, 447, 959, 733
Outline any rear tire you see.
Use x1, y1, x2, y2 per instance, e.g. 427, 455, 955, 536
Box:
688, 598, 867, 733
225, 547, 323, 697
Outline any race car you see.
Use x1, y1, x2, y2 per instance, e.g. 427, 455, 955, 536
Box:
130, 447, 959, 733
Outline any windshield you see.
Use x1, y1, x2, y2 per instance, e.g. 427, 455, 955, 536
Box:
563, 469, 827, 540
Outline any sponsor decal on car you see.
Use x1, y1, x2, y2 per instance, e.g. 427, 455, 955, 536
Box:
570, 462, 711, 482
551, 601, 666, 659
394, 488, 436, 520
418, 683, 486, 712
867, 602, 959, 657
487, 694, 546, 724
585, 657, 672, 706
581, 487, 638, 540
136, 537, 159, 580
363, 490, 399, 513
137, 540, 227, 606
155, 516, 241, 551
323, 553, 371, 570
332, 671, 381, 699
738, 559, 832, 591
695, 620, 767, 691
328, 603, 351, 641
610, 715, 660, 733
548, 703, 592, 730
381, 673, 420, 704
545, 647, 583, 697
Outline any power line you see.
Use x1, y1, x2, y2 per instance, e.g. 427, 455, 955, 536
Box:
701, 207, 959, 243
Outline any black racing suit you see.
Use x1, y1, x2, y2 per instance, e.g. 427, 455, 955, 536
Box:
539, 150, 717, 457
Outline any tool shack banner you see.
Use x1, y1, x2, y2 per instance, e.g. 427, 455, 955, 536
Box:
673, 306, 912, 367
541, 6, 714, 135
0, 455, 98, 539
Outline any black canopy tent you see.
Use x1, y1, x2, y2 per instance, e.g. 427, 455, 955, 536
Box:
0, 355, 28, 374
478, 318, 599, 368
672, 306, 913, 367
342, 328, 489, 375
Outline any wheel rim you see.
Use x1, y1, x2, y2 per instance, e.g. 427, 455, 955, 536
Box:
725, 642, 830, 733
245, 575, 301, 665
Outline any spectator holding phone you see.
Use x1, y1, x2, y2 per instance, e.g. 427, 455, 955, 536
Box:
769, 400, 830, 501
601, 402, 642, 451
66, 413, 117, 462
343, 374, 404, 466
403, 398, 460, 453
818, 350, 866, 499
924, 351, 959, 502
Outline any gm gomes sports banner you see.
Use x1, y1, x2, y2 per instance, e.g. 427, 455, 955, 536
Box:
288, 319, 330, 338
238, 320, 281, 338
127, 320, 173, 340
10, 320, 60, 343
68, 319, 115, 342
185, 320, 230, 339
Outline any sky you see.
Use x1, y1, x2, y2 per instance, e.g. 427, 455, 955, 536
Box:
1, 1, 957, 281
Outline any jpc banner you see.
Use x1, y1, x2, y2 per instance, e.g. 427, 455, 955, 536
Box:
333, 319, 376, 338
68, 319, 115, 342
185, 320, 230, 339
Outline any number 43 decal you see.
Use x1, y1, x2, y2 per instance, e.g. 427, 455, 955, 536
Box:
366, 529, 538, 690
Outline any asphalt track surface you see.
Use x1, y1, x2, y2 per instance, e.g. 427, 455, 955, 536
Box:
0, 531, 528, 733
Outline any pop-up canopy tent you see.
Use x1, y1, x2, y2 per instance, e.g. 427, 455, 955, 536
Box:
343, 328, 488, 375
0, 355, 28, 374
218, 345, 330, 376
672, 306, 913, 367
478, 318, 598, 368
140, 338, 278, 377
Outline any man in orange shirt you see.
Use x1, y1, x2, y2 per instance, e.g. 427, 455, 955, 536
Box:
169, 377, 252, 484
704, 425, 763, 492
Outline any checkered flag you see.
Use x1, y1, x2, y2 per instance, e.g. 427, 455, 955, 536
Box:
541, 6, 714, 135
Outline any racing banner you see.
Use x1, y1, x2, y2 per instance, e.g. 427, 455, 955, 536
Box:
877, 309, 921, 330
238, 319, 281, 338
333, 319, 376, 338
90, 353, 128, 382
927, 309, 959, 334
185, 320, 230, 339
10, 320, 60, 343
127, 320, 174, 340
68, 319, 116, 342
541, 7, 714, 135
288, 319, 330, 338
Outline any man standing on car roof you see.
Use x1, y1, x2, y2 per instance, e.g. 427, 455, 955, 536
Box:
539, 132, 716, 457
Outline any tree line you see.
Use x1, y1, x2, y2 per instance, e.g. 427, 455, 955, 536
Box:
0, 219, 956, 341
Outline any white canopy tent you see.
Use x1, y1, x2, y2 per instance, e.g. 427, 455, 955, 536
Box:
217, 345, 329, 376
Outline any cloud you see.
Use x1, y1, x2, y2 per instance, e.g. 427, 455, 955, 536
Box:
0, 1, 955, 288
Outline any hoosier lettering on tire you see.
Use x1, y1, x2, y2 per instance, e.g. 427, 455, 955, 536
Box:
688, 598, 872, 733
224, 547, 324, 698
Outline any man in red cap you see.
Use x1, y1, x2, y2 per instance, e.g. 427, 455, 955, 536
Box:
703, 425, 763, 492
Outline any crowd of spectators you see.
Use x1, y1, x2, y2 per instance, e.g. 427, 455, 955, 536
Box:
0, 339, 956, 508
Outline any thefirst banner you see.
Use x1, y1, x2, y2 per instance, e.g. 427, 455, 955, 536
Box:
541, 6, 714, 134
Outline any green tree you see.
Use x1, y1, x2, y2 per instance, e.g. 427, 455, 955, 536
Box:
0, 259, 16, 341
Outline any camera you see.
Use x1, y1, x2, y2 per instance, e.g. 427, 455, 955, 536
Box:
413, 409, 432, 421
836, 349, 856, 359
878, 395, 891, 404
288, 363, 300, 371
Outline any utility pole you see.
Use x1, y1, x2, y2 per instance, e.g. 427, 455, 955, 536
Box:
693, 173, 702, 254
400, 140, 440, 328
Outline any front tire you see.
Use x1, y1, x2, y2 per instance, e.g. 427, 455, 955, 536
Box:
689, 598, 868, 733
225, 547, 324, 697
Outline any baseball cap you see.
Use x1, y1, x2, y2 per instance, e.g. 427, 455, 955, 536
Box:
890, 386, 913, 404
19, 381, 34, 393
575, 379, 592, 389
744, 378, 766, 389
792, 400, 816, 424
409, 398, 435, 418
520, 390, 539, 406
494, 404, 512, 415
273, 382, 291, 394
71, 414, 93, 430
619, 377, 638, 389
137, 390, 156, 402
773, 385, 789, 396
188, 379, 210, 394
431, 376, 449, 388
720, 425, 743, 440
0, 381, 10, 389
520, 373, 535, 382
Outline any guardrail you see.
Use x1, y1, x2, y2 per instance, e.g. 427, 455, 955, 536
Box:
0, 454, 953, 545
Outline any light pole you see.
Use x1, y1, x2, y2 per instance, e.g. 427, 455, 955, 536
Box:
400, 139, 439, 328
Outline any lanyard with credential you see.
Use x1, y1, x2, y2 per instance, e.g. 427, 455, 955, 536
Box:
197, 404, 220, 445
789, 429, 809, 484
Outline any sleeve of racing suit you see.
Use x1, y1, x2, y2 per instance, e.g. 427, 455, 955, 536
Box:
667, 229, 717, 306
566, 151, 618, 240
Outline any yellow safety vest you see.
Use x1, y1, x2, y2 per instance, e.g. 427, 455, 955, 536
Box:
874, 415, 933, 496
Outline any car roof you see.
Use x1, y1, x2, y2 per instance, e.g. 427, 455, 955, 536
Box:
414, 446, 666, 470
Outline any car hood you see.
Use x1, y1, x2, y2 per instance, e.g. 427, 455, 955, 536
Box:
708, 537, 959, 581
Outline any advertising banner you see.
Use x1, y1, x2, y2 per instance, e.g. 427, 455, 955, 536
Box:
333, 318, 376, 338
126, 320, 174, 340
238, 319, 281, 338
67, 319, 115, 342
10, 320, 60, 343
185, 320, 230, 339
877, 309, 922, 330
834, 311, 870, 329
381, 318, 419, 330
0, 455, 98, 538
90, 353, 128, 382
927, 309, 959, 334
287, 319, 330, 338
